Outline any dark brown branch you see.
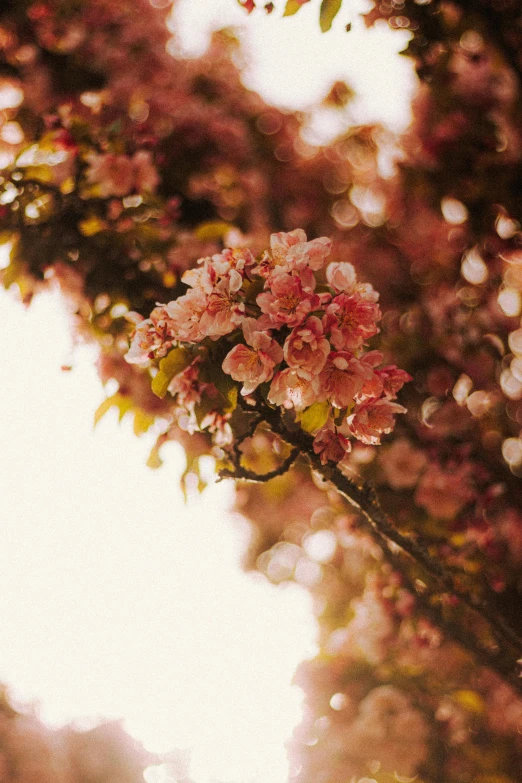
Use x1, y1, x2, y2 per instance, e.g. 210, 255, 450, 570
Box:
365, 519, 522, 693
218, 446, 300, 483
249, 394, 522, 669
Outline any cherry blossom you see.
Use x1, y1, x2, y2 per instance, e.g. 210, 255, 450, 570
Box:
222, 318, 283, 395
283, 316, 330, 379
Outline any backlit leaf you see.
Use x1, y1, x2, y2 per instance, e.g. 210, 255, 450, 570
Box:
283, 0, 309, 16
319, 0, 342, 31
151, 347, 193, 398
300, 401, 330, 433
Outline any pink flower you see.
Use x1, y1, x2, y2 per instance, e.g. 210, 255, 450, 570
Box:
326, 261, 357, 293
285, 235, 332, 272
132, 150, 159, 193
268, 368, 319, 410
166, 288, 208, 343
380, 438, 428, 489
377, 364, 412, 398
168, 359, 203, 406
257, 273, 319, 328
283, 316, 330, 379
85, 152, 135, 197
317, 352, 371, 409
199, 278, 245, 339
347, 398, 407, 444
313, 427, 350, 464
323, 293, 381, 351
256, 229, 331, 277
125, 306, 176, 365
415, 462, 475, 520
345, 686, 429, 776
222, 318, 283, 395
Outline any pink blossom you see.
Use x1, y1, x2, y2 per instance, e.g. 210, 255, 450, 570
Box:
132, 150, 159, 193
183, 255, 244, 299
283, 316, 330, 379
257, 273, 319, 328
327, 587, 394, 664
317, 352, 371, 409
347, 398, 407, 444
165, 288, 208, 343
377, 364, 412, 398
326, 261, 357, 293
222, 318, 283, 395
85, 152, 135, 197
344, 686, 429, 776
124, 306, 176, 365
285, 235, 332, 271
257, 229, 331, 277
199, 278, 245, 339
268, 368, 319, 410
415, 462, 475, 520
381, 437, 428, 489
167, 359, 203, 406
323, 292, 381, 351
313, 427, 350, 464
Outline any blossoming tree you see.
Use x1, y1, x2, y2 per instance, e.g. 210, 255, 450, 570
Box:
2, 0, 522, 780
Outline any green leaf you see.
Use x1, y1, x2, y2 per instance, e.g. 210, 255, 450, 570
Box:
319, 0, 342, 31
300, 401, 330, 433
283, 0, 309, 16
151, 347, 193, 399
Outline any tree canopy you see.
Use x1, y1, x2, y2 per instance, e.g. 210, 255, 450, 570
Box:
2, 0, 522, 781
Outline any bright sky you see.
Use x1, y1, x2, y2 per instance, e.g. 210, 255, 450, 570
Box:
0, 4, 414, 783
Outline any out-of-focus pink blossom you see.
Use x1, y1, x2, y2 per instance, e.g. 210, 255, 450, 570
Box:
415, 462, 475, 520
132, 150, 159, 193
327, 587, 394, 664
381, 437, 428, 489
85, 152, 135, 197
344, 685, 429, 776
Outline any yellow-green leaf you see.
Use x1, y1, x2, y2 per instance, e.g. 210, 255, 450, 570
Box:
300, 401, 330, 433
151, 347, 193, 398
147, 444, 163, 470
452, 689, 485, 715
94, 392, 133, 426
133, 409, 155, 436
319, 0, 342, 31
283, 0, 309, 16
94, 393, 121, 426
194, 221, 234, 242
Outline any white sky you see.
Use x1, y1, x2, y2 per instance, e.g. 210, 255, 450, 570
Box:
0, 4, 414, 783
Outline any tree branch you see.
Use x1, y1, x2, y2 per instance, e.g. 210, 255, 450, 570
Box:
247, 393, 522, 684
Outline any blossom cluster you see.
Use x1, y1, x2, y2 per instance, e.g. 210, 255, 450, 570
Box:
126, 229, 410, 462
